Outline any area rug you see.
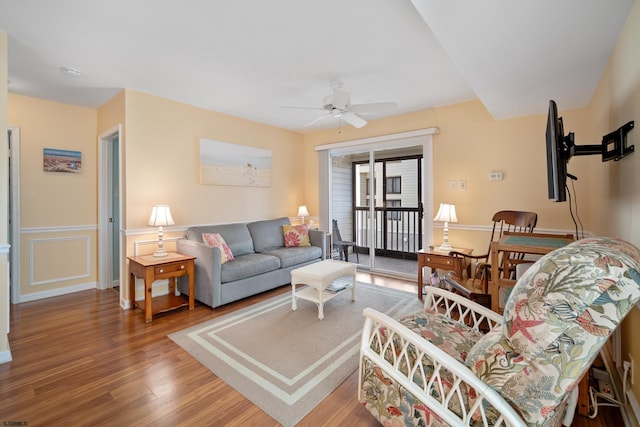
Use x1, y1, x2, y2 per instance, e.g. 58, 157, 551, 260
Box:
169, 280, 423, 426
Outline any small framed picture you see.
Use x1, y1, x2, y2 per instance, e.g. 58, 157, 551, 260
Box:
43, 148, 82, 173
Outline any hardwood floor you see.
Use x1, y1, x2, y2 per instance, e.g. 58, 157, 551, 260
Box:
0, 272, 623, 426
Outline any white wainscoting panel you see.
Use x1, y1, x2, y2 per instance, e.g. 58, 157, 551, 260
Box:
29, 236, 91, 286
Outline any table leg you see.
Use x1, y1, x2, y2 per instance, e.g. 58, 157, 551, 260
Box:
418, 262, 424, 300
351, 275, 356, 301
317, 288, 324, 320
129, 272, 136, 309
291, 282, 297, 311
168, 277, 176, 295
187, 265, 195, 311
490, 243, 500, 313
144, 269, 154, 324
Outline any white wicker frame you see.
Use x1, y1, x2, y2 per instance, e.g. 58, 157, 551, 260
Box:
359, 286, 579, 426
359, 286, 526, 427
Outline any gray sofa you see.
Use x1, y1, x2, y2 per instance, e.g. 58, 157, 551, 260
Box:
176, 217, 326, 308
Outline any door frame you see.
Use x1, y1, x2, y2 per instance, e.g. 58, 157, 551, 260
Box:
8, 127, 21, 304
98, 125, 123, 291
316, 128, 436, 277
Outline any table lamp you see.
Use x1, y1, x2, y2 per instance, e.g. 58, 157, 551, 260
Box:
433, 203, 457, 251
148, 204, 175, 257
297, 205, 310, 225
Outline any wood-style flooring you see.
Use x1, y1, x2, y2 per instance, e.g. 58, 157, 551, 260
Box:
0, 272, 623, 426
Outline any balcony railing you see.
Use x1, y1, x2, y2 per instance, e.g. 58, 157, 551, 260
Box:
353, 206, 422, 260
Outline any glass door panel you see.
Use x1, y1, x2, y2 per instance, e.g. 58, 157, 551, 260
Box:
370, 147, 421, 277
329, 144, 423, 279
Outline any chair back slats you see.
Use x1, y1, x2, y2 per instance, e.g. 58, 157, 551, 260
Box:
447, 210, 538, 297
487, 210, 537, 255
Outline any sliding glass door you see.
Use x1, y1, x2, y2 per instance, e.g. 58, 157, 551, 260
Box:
329, 145, 424, 278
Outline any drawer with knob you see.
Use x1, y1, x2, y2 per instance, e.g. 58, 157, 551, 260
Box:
155, 262, 187, 275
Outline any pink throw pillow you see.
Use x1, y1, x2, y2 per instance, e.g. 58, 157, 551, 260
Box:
202, 233, 235, 264
283, 224, 311, 248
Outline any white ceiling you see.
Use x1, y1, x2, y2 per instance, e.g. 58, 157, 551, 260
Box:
0, 0, 634, 132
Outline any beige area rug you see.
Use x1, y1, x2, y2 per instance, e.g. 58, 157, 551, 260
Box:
169, 280, 423, 426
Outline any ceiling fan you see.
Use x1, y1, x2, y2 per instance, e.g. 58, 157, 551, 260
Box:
283, 81, 397, 129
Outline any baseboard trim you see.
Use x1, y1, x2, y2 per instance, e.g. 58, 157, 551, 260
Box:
627, 389, 640, 426
16, 282, 97, 303
0, 349, 13, 365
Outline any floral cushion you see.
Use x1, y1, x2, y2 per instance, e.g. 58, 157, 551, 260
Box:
466, 237, 640, 425
360, 357, 450, 427
360, 310, 488, 425
283, 224, 310, 247
202, 232, 235, 264
399, 310, 484, 362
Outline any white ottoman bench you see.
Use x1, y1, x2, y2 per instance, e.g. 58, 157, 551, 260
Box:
291, 259, 357, 320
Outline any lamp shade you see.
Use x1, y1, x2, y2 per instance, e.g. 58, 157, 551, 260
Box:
297, 205, 310, 217
433, 203, 458, 223
147, 205, 175, 227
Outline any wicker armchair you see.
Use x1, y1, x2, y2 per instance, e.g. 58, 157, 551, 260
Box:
359, 237, 640, 426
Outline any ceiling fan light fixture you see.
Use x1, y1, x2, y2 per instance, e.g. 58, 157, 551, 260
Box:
331, 108, 344, 118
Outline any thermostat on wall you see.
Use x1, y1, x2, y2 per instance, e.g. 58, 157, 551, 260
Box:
489, 171, 503, 181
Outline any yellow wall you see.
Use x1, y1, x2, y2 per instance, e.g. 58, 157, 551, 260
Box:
5, 88, 308, 306
303, 99, 596, 254
0, 32, 10, 361
122, 90, 306, 228
117, 90, 306, 303
588, 0, 640, 401
7, 94, 98, 300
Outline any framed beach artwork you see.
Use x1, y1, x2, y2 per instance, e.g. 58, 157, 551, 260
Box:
199, 138, 272, 187
43, 148, 82, 173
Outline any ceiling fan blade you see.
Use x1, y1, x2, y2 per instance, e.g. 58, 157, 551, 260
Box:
332, 88, 350, 109
303, 113, 333, 127
350, 101, 398, 114
342, 112, 367, 128
281, 105, 325, 111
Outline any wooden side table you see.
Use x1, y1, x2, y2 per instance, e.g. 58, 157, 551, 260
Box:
417, 247, 472, 300
128, 253, 196, 323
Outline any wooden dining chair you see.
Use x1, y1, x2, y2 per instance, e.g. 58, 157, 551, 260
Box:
449, 210, 538, 293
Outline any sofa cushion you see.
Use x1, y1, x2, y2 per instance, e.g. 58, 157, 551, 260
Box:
220, 253, 280, 283
247, 217, 290, 252
262, 246, 322, 268
283, 224, 311, 247
202, 233, 234, 264
465, 237, 640, 425
187, 223, 254, 256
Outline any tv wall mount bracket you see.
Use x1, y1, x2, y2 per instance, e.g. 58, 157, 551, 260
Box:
602, 120, 634, 162
568, 120, 635, 162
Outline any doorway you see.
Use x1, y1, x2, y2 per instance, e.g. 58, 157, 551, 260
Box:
8, 127, 20, 303
321, 129, 436, 279
98, 126, 122, 291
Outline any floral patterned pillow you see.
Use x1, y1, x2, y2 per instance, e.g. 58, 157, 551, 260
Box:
283, 224, 310, 247
466, 237, 640, 425
503, 237, 640, 360
202, 233, 235, 264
